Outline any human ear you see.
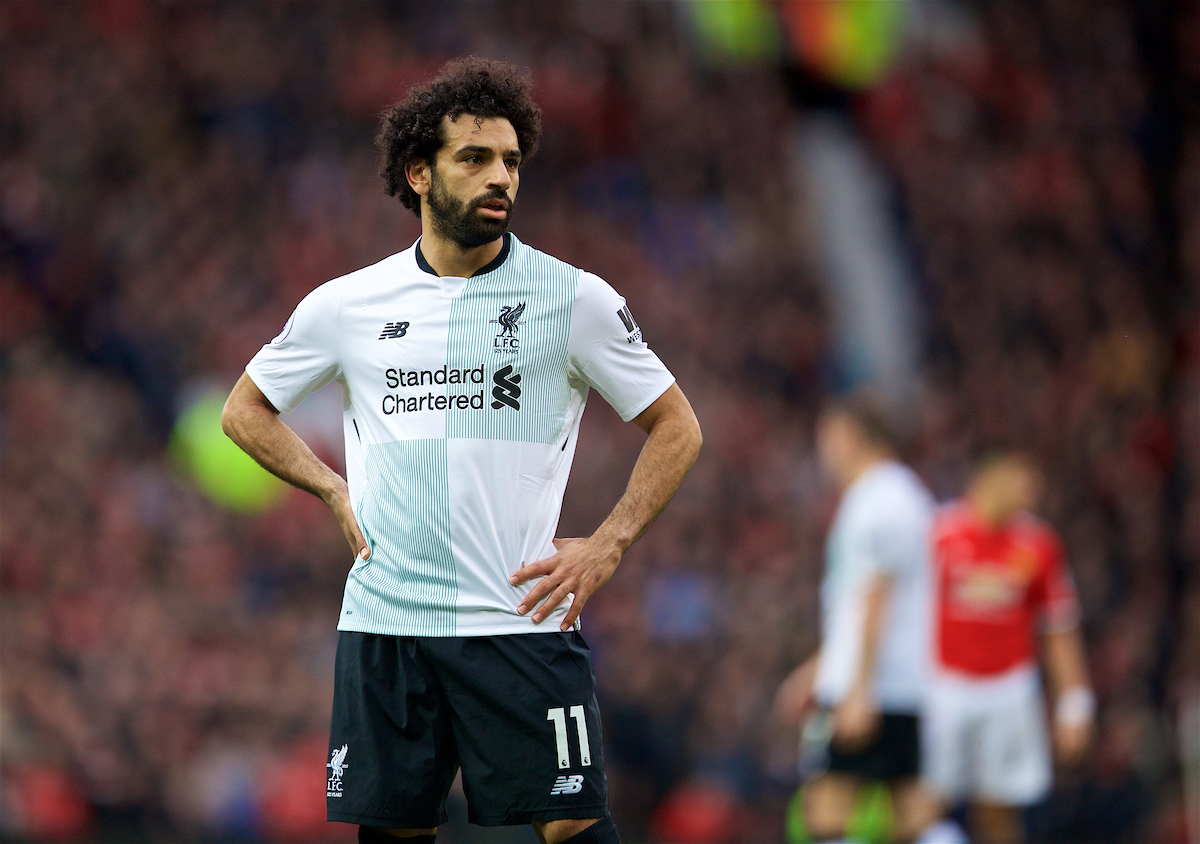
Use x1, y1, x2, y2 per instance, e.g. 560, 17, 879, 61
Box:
406, 158, 431, 197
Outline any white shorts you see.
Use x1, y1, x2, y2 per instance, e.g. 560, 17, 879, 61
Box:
922, 664, 1052, 806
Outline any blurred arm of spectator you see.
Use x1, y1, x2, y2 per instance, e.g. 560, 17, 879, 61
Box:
831, 574, 891, 750
222, 372, 368, 562
1042, 625, 1094, 767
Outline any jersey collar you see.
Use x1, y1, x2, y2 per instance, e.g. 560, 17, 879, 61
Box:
415, 232, 511, 278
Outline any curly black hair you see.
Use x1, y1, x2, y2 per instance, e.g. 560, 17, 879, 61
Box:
377, 57, 542, 217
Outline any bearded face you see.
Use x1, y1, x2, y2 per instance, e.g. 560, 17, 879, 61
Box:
426, 166, 513, 250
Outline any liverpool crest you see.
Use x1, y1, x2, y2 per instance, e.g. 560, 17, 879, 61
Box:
490, 302, 526, 354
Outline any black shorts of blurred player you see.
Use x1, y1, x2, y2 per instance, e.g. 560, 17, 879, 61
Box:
327, 630, 619, 844
827, 710, 920, 780
801, 709, 937, 844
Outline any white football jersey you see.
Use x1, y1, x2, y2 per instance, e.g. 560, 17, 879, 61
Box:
814, 460, 934, 711
246, 234, 675, 636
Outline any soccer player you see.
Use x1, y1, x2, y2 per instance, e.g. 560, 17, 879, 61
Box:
775, 395, 941, 844
221, 58, 702, 844
923, 446, 1092, 844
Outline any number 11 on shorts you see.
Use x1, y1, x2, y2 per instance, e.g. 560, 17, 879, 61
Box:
547, 706, 591, 769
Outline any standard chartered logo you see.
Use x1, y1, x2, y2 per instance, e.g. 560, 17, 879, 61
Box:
491, 365, 522, 411
380, 364, 523, 415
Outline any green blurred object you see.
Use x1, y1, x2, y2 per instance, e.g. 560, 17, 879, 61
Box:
785, 782, 895, 844
686, 0, 782, 64
170, 391, 285, 513
835, 0, 905, 88
785, 787, 811, 844
847, 782, 894, 844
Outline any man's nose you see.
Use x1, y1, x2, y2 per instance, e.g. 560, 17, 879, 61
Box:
486, 159, 512, 191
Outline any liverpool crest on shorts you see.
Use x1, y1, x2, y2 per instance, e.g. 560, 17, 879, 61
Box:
327, 744, 349, 797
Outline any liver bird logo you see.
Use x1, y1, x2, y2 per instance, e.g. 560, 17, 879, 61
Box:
497, 302, 526, 337
328, 744, 349, 781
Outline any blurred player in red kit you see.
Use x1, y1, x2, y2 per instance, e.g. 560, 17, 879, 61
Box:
923, 446, 1093, 844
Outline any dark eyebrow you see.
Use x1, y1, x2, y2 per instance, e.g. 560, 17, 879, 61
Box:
455, 145, 523, 159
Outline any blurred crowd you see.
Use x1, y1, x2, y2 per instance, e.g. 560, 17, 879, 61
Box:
1, 2, 1196, 843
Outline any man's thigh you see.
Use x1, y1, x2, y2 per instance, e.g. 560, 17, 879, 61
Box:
424, 631, 609, 827
971, 801, 1026, 844
803, 773, 863, 837
889, 777, 945, 842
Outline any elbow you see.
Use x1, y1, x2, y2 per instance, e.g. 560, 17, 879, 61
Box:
220, 397, 241, 444
683, 413, 703, 466
220, 373, 279, 446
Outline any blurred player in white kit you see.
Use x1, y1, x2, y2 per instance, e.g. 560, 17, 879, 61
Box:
924, 446, 1093, 844
776, 396, 944, 844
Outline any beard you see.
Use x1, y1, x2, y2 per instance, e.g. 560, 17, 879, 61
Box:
426, 170, 513, 249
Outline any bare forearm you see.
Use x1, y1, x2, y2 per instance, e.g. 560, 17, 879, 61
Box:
224, 374, 367, 560
1043, 626, 1089, 697
1043, 625, 1093, 763
854, 576, 893, 689
774, 649, 821, 722
591, 409, 701, 553
221, 373, 344, 503
834, 583, 890, 746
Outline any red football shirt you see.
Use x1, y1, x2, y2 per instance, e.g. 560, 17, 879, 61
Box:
932, 501, 1079, 677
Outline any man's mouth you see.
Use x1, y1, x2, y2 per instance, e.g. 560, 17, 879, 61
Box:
477, 198, 510, 219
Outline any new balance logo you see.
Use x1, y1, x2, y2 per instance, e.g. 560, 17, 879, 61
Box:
550, 774, 584, 795
491, 365, 521, 411
378, 321, 410, 339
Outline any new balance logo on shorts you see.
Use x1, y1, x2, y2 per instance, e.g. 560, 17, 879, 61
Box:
550, 774, 584, 795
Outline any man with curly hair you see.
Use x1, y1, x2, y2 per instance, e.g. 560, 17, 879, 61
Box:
222, 57, 702, 844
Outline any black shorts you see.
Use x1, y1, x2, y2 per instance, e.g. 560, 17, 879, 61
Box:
826, 711, 921, 781
326, 630, 608, 828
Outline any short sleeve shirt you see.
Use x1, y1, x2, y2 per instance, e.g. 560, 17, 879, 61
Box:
246, 234, 675, 636
931, 501, 1079, 677
814, 461, 934, 711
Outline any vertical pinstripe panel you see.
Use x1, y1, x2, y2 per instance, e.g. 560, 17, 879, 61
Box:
343, 237, 582, 636
446, 237, 578, 443
352, 439, 456, 635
